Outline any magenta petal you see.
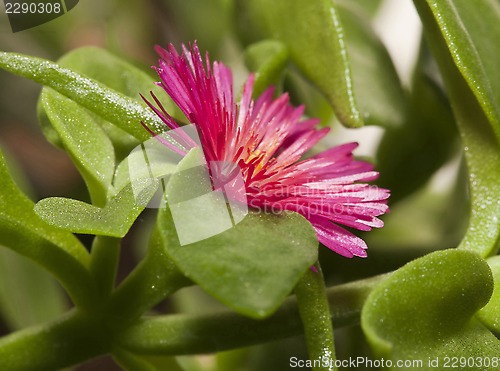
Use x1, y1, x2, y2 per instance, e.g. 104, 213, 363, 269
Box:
311, 216, 368, 258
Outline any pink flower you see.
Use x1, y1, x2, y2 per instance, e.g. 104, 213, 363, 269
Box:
143, 42, 389, 258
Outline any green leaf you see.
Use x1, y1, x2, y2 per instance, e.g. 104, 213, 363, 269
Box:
158, 148, 318, 319
54, 47, 181, 159
41, 88, 115, 206
414, 0, 500, 257
418, 0, 500, 136
244, 40, 289, 97
35, 128, 181, 237
362, 249, 500, 368
58, 47, 160, 99
34, 183, 156, 238
337, 0, 407, 128
0, 149, 94, 308
478, 256, 500, 333
0, 247, 66, 330
0, 51, 164, 141
236, 0, 363, 128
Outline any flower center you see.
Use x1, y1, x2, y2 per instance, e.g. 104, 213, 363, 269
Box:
246, 149, 266, 173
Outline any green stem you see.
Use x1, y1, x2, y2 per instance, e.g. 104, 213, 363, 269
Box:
89, 236, 121, 299
295, 262, 337, 371
107, 228, 190, 328
0, 225, 97, 311
0, 310, 110, 371
0, 273, 387, 370
117, 273, 388, 355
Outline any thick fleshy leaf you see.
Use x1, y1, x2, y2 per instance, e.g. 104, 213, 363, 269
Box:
244, 40, 288, 97
58, 47, 162, 100
54, 47, 181, 158
0, 150, 94, 308
417, 0, 500, 135
0, 247, 66, 330
34, 183, 156, 237
41, 88, 115, 206
362, 249, 500, 367
236, 0, 363, 128
414, 0, 500, 257
337, 0, 407, 128
54, 131, 179, 237
158, 149, 318, 319
160, 209, 318, 319
0, 51, 164, 141
478, 256, 500, 333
